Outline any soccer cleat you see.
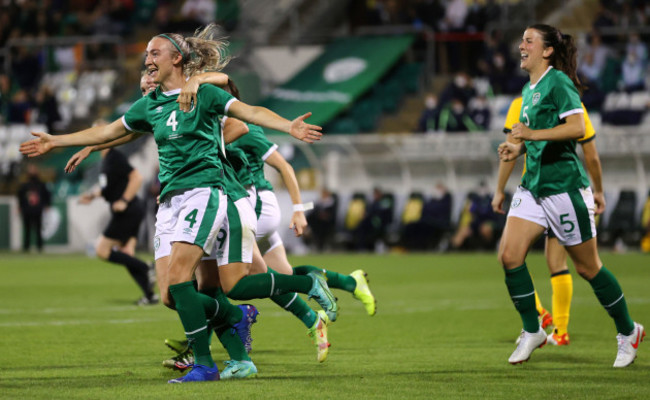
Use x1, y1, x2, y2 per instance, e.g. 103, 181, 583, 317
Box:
509, 328, 547, 364
165, 338, 189, 354
162, 352, 194, 372
350, 269, 376, 316
307, 271, 338, 322
547, 330, 570, 346
167, 364, 219, 383
613, 322, 645, 368
220, 360, 258, 379
539, 309, 553, 330
307, 310, 331, 363
135, 294, 159, 306
232, 304, 259, 354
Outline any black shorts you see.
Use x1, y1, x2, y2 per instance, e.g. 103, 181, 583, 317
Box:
103, 197, 145, 243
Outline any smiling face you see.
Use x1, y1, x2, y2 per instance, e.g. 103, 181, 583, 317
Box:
144, 36, 182, 87
140, 73, 157, 96
519, 28, 553, 76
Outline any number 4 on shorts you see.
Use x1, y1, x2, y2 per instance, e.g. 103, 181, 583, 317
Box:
185, 209, 198, 228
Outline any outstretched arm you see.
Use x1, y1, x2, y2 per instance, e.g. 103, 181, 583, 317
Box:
581, 139, 605, 214
65, 133, 144, 173
227, 101, 322, 143
20, 119, 129, 158
264, 150, 307, 236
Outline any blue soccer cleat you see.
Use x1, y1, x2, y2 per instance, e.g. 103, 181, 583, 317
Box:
220, 360, 258, 379
167, 364, 220, 383
232, 304, 259, 354
307, 271, 338, 322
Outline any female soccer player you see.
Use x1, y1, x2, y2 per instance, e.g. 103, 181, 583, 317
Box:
497, 24, 644, 367
493, 97, 605, 346
20, 25, 337, 383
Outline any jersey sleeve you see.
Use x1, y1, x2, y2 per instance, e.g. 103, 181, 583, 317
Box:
200, 85, 237, 116
122, 97, 153, 133
503, 97, 523, 133
552, 73, 583, 121
578, 103, 596, 143
239, 124, 277, 160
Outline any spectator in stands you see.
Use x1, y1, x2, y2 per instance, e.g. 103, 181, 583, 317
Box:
7, 89, 31, 124
306, 187, 338, 252
417, 93, 440, 133
10, 46, 42, 92
181, 0, 217, 26
450, 180, 497, 250
17, 163, 51, 252
626, 32, 647, 62
438, 98, 480, 132
620, 48, 645, 92
468, 95, 490, 130
401, 182, 452, 251
581, 32, 610, 82
439, 72, 476, 108
34, 85, 61, 133
354, 187, 394, 251
465, 0, 486, 33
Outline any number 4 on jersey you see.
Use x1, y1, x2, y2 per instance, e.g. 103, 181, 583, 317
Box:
167, 110, 178, 131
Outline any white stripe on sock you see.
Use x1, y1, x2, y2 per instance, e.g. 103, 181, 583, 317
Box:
185, 325, 208, 335
511, 291, 535, 299
270, 273, 275, 297
284, 293, 298, 309
605, 293, 625, 308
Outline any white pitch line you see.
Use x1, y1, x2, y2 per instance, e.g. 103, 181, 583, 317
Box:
0, 317, 174, 328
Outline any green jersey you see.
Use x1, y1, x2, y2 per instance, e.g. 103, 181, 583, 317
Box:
225, 145, 254, 187
520, 67, 590, 197
216, 118, 249, 202
123, 85, 236, 201
230, 123, 277, 192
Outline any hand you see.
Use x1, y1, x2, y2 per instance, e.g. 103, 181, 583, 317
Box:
492, 191, 506, 214
289, 211, 308, 236
65, 147, 92, 173
289, 112, 322, 143
498, 141, 524, 162
20, 132, 55, 157
112, 199, 128, 212
78, 193, 94, 204
593, 191, 606, 215
511, 123, 533, 141
177, 76, 200, 112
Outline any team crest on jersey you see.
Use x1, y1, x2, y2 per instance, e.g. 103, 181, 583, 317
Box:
532, 93, 541, 105
154, 235, 160, 251
511, 198, 521, 208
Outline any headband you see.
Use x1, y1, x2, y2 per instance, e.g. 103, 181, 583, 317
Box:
157, 34, 184, 59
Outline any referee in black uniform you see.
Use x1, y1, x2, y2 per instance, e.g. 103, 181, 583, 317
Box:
79, 146, 158, 305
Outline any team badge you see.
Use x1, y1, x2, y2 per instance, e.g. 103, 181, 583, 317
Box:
154, 235, 160, 251
511, 198, 521, 208
532, 92, 541, 105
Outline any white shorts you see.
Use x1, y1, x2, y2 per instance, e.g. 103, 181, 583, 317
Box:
256, 189, 283, 255
154, 187, 227, 260
508, 186, 596, 246
202, 196, 257, 265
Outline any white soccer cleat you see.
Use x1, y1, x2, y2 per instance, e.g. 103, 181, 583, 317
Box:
509, 328, 547, 365
613, 322, 645, 368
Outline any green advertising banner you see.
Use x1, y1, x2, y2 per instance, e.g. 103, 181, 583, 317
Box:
260, 35, 414, 133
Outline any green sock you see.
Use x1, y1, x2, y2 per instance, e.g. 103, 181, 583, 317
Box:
294, 265, 356, 293
214, 323, 251, 362
169, 281, 215, 368
589, 266, 635, 335
226, 272, 312, 300
504, 264, 539, 333
266, 268, 317, 328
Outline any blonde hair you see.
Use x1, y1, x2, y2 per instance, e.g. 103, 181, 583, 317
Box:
157, 24, 231, 77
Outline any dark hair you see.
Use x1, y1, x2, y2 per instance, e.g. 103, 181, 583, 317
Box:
224, 79, 241, 100
528, 24, 583, 94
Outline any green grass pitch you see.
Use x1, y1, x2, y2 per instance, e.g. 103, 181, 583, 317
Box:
1, 251, 649, 399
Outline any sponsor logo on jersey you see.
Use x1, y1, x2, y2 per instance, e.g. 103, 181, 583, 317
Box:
511, 198, 521, 208
532, 92, 541, 105
183, 227, 193, 235
155, 106, 163, 113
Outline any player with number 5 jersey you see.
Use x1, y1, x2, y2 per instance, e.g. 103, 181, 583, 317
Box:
496, 24, 644, 368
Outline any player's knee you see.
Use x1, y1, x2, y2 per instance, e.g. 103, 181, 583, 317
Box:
95, 245, 111, 260
574, 263, 598, 280
160, 290, 175, 310
499, 247, 524, 268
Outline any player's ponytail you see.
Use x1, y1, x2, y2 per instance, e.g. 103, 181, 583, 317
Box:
184, 23, 231, 77
529, 24, 583, 94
